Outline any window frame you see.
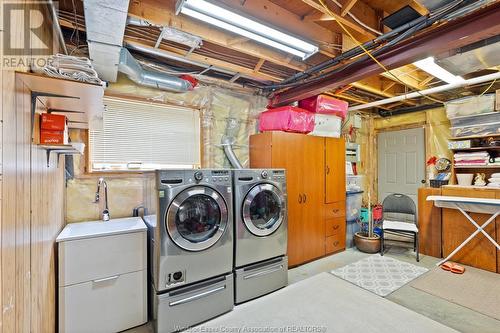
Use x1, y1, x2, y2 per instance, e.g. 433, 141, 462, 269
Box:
86, 96, 203, 174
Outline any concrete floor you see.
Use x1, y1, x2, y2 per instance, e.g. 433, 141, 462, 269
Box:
129, 245, 500, 333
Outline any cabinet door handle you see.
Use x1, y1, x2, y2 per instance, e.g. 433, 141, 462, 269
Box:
333, 241, 339, 246
326, 165, 330, 174
332, 209, 339, 214
303, 193, 307, 203
333, 224, 340, 230
298, 194, 302, 204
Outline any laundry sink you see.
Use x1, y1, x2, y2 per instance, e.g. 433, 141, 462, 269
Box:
56, 217, 146, 242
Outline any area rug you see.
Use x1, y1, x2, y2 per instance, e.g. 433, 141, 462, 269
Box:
411, 265, 500, 321
192, 273, 457, 333
331, 255, 428, 297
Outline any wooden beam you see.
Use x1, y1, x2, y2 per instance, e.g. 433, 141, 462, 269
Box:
419, 75, 435, 87
410, 1, 429, 15
254, 59, 265, 72
329, 92, 391, 110
380, 67, 426, 90
351, 81, 417, 105
341, 0, 358, 17
128, 0, 307, 71
382, 82, 396, 93
300, 0, 377, 37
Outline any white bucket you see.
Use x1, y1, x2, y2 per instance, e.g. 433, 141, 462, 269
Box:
456, 173, 474, 186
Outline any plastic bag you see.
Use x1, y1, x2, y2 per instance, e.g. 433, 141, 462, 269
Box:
259, 106, 314, 133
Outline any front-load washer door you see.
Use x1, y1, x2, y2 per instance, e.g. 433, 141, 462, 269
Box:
242, 183, 285, 237
166, 186, 228, 251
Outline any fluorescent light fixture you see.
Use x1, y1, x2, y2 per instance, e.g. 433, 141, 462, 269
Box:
413, 57, 465, 84
176, 0, 319, 59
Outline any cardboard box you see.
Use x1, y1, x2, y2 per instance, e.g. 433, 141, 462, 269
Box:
41, 113, 67, 130
40, 130, 68, 144
496, 89, 500, 111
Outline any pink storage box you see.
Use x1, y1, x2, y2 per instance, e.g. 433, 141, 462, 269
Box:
298, 94, 348, 119
259, 106, 314, 133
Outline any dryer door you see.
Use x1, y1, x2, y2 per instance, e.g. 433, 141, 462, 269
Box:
166, 186, 228, 251
242, 183, 285, 237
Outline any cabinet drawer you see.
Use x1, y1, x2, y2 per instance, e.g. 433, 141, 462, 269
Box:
325, 202, 346, 219
59, 269, 147, 333
325, 217, 346, 237
59, 231, 146, 286
325, 234, 345, 254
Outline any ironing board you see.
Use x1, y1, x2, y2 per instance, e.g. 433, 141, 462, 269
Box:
427, 195, 500, 267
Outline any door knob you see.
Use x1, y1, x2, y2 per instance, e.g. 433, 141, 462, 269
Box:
421, 179, 426, 184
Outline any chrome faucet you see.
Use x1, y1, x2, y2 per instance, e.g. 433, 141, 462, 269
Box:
94, 177, 110, 221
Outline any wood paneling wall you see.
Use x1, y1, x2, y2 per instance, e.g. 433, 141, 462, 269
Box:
1, 3, 63, 332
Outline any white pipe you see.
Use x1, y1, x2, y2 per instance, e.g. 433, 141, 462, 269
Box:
348, 71, 500, 111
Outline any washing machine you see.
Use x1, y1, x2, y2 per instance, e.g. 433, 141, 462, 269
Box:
233, 169, 288, 304
143, 169, 234, 333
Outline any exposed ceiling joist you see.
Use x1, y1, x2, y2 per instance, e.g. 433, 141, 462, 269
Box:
380, 67, 427, 90
299, 0, 378, 38
341, 0, 358, 17
351, 81, 417, 106
270, 2, 500, 106
124, 40, 282, 82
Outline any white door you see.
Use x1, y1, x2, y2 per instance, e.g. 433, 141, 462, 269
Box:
377, 128, 425, 207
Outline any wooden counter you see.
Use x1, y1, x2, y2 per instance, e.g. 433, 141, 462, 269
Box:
418, 186, 500, 273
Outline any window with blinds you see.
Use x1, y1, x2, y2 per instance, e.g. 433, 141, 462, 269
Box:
89, 98, 201, 171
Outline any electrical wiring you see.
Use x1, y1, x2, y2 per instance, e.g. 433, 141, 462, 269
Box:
478, 79, 497, 96
318, 0, 445, 104
328, 0, 383, 36
264, 0, 487, 93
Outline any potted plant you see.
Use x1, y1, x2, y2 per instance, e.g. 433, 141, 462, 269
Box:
354, 192, 381, 253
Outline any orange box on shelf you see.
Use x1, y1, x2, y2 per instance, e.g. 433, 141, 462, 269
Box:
40, 130, 68, 144
41, 113, 67, 131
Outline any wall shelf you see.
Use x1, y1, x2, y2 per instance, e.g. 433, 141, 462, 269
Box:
451, 146, 500, 151
39, 143, 85, 167
449, 133, 500, 140
16, 72, 104, 134
454, 165, 500, 169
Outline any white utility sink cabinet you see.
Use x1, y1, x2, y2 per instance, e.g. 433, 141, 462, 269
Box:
56, 217, 148, 333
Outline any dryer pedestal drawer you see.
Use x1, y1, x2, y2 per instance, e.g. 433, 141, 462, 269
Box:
235, 256, 288, 304
59, 269, 147, 333
154, 274, 234, 333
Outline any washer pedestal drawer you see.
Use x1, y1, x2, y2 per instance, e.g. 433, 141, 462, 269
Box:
235, 256, 288, 304
59, 270, 147, 333
153, 273, 234, 333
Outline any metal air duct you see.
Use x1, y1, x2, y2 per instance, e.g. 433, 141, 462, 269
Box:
221, 136, 243, 169
118, 48, 193, 92
84, 0, 130, 81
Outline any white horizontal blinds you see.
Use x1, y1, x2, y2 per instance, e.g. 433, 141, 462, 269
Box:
90, 98, 200, 169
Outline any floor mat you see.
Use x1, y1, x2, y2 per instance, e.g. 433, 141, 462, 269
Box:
411, 265, 500, 321
192, 273, 456, 333
331, 254, 428, 297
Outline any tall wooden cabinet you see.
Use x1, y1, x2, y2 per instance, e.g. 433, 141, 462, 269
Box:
250, 132, 346, 267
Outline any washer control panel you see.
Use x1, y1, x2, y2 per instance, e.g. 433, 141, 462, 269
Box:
210, 170, 231, 185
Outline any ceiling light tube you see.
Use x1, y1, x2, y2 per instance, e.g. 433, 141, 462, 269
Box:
413, 56, 465, 84
176, 0, 318, 59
